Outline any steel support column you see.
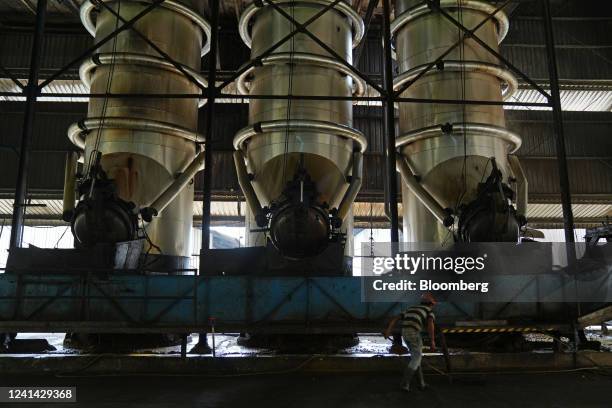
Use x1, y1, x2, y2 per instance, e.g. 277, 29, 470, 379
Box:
542, 0, 574, 243
9, 0, 47, 249
353, 0, 378, 67
201, 0, 220, 252
382, 0, 399, 244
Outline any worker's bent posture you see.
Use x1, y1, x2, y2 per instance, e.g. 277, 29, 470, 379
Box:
384, 293, 437, 392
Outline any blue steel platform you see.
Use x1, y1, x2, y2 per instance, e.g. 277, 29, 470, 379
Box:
0, 272, 581, 333
0, 274, 408, 333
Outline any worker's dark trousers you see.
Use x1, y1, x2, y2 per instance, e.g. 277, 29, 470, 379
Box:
401, 328, 426, 389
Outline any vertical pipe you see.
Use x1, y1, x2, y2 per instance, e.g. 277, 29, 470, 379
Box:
201, 0, 220, 252
382, 0, 399, 244
542, 0, 574, 243
9, 0, 47, 249
62, 151, 78, 222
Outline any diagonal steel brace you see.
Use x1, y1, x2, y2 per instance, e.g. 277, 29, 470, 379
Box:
261, 0, 385, 96
93, 0, 208, 94
426, 0, 551, 101
394, 0, 512, 98
38, 0, 166, 91
216, 0, 346, 93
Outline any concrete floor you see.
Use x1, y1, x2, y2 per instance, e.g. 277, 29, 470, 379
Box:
1, 371, 611, 408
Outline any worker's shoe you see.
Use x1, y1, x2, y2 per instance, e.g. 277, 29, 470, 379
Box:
417, 367, 427, 390
401, 367, 415, 391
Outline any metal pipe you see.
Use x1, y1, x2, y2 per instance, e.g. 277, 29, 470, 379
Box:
62, 151, 78, 222
233, 150, 265, 226
382, 0, 399, 244
80, 0, 211, 56
201, 0, 220, 252
396, 156, 452, 227
393, 60, 519, 101
236, 52, 366, 97
395, 123, 521, 153
9, 0, 47, 249
337, 152, 363, 221
542, 0, 574, 243
67, 117, 205, 150
233, 120, 367, 153
239, 0, 364, 49
508, 155, 528, 218
143, 151, 206, 219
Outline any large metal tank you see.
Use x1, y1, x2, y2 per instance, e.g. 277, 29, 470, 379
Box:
234, 0, 366, 259
66, 0, 210, 267
391, 0, 526, 243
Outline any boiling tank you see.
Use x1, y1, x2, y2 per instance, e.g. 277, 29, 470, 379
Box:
67, 0, 210, 267
234, 0, 366, 259
391, 0, 526, 243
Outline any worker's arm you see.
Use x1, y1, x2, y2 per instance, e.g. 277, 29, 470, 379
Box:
384, 315, 400, 339
427, 316, 436, 352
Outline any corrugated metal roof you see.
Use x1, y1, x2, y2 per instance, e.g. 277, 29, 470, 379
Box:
527, 203, 612, 219
0, 79, 88, 102
507, 84, 612, 112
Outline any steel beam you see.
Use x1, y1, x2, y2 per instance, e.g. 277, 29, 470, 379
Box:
0, 63, 25, 90
9, 0, 47, 249
381, 0, 399, 244
542, 0, 575, 243
201, 0, 220, 253
0, 91, 552, 108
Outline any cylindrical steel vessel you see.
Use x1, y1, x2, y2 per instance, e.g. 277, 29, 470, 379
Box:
235, 0, 366, 259
392, 0, 524, 243
67, 0, 210, 266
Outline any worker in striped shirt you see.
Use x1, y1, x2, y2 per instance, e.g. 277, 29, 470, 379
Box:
384, 293, 437, 392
